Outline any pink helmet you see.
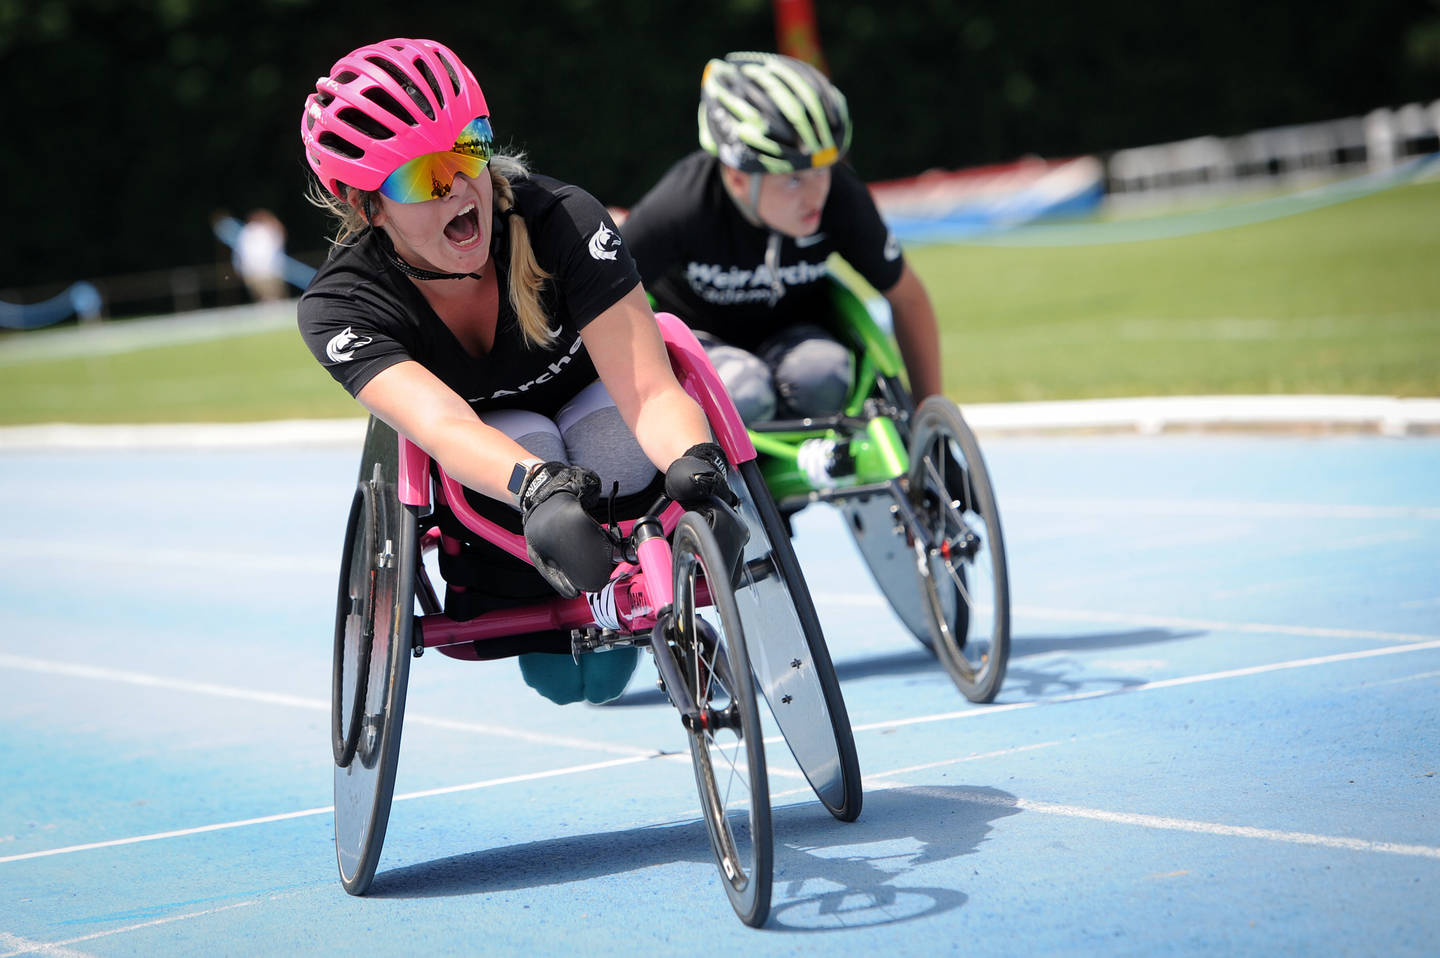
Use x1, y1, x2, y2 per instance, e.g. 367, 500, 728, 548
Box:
301, 38, 490, 198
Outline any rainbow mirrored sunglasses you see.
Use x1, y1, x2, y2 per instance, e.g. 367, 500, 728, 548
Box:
378, 116, 494, 203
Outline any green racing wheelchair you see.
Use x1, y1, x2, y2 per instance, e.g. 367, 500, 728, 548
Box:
746, 277, 1011, 703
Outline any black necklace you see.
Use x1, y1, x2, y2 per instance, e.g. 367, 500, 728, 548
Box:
384, 247, 484, 281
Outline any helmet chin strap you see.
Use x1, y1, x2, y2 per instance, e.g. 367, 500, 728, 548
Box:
733, 172, 767, 228
720, 168, 786, 305
762, 231, 785, 307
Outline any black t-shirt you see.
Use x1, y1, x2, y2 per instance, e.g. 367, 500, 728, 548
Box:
298, 174, 640, 419
621, 151, 905, 352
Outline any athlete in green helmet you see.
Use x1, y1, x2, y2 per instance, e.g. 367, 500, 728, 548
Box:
622, 51, 941, 423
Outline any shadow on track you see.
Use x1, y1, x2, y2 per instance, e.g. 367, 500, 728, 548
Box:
1012, 627, 1204, 658
602, 628, 1200, 708
366, 785, 1021, 931
1004, 627, 1203, 699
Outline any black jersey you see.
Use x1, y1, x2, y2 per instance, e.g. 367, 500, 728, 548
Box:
622, 151, 904, 353
298, 174, 640, 419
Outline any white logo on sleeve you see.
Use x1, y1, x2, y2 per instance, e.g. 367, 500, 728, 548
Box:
883, 231, 902, 262
325, 327, 373, 363
588, 223, 623, 261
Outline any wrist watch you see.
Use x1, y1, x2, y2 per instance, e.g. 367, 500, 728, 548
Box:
507, 458, 544, 505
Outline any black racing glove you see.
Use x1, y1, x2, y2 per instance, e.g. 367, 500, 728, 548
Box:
519, 462, 615, 598
663, 442, 737, 508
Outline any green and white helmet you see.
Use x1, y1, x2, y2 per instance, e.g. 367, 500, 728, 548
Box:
698, 52, 852, 175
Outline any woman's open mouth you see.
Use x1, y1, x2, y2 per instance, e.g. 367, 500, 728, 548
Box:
444, 202, 482, 249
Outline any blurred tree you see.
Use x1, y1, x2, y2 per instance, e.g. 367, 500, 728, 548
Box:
0, 0, 1434, 299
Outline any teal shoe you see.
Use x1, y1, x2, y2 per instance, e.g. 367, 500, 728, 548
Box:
518, 646, 640, 705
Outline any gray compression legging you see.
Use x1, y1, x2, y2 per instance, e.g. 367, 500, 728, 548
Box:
479, 379, 658, 499
696, 323, 853, 425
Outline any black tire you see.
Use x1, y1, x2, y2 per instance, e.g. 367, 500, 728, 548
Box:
907, 397, 1010, 704
728, 460, 862, 822
671, 513, 773, 928
331, 418, 417, 895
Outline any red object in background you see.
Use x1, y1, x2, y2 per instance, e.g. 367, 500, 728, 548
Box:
773, 0, 829, 74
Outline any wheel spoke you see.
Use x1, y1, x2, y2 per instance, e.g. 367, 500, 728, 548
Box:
937, 550, 974, 608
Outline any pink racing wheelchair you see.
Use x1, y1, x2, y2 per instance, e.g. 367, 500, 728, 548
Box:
330, 313, 861, 927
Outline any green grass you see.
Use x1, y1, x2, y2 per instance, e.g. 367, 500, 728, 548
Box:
2, 178, 1437, 425
905, 178, 1440, 402
0, 324, 358, 424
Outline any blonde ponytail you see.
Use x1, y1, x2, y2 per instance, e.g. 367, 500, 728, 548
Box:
490, 155, 556, 347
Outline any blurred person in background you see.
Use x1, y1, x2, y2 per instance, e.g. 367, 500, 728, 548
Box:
234, 208, 289, 301
297, 38, 732, 705
620, 52, 942, 424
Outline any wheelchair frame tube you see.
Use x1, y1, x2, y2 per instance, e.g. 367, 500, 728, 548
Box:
655, 312, 756, 465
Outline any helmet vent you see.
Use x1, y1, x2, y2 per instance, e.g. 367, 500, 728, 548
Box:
366, 55, 435, 122
318, 131, 365, 160
359, 88, 418, 128
333, 71, 358, 85
433, 51, 463, 96
412, 57, 446, 110
338, 105, 396, 141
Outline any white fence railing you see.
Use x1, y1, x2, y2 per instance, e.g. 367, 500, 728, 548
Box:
1105, 100, 1440, 201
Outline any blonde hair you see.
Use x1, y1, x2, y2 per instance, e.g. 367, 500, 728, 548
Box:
306, 152, 555, 347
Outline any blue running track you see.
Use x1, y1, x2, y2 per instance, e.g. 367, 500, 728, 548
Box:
1, 433, 1436, 955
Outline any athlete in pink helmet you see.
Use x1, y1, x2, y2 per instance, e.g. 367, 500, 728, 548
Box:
299, 39, 730, 704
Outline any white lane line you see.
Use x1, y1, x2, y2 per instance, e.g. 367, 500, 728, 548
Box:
0, 654, 653, 759
0, 932, 99, 958
806, 595, 1440, 644
0, 895, 299, 958
1012, 605, 1439, 644
850, 638, 1440, 733
1001, 496, 1440, 521
872, 786, 1440, 861
381, 754, 656, 802
810, 741, 1065, 800
5, 642, 1437, 867
0, 755, 657, 865
0, 807, 335, 864
1355, 669, 1440, 689
0, 539, 333, 574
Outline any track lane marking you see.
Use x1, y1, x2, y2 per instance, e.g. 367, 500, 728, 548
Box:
0, 932, 99, 957
1000, 496, 1440, 521
0, 892, 310, 958
0, 755, 659, 865
0, 538, 333, 574
1010, 606, 1436, 644
806, 594, 1440, 644
850, 638, 1440, 733
0, 653, 654, 758
863, 785, 1440, 861
4, 641, 1438, 866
